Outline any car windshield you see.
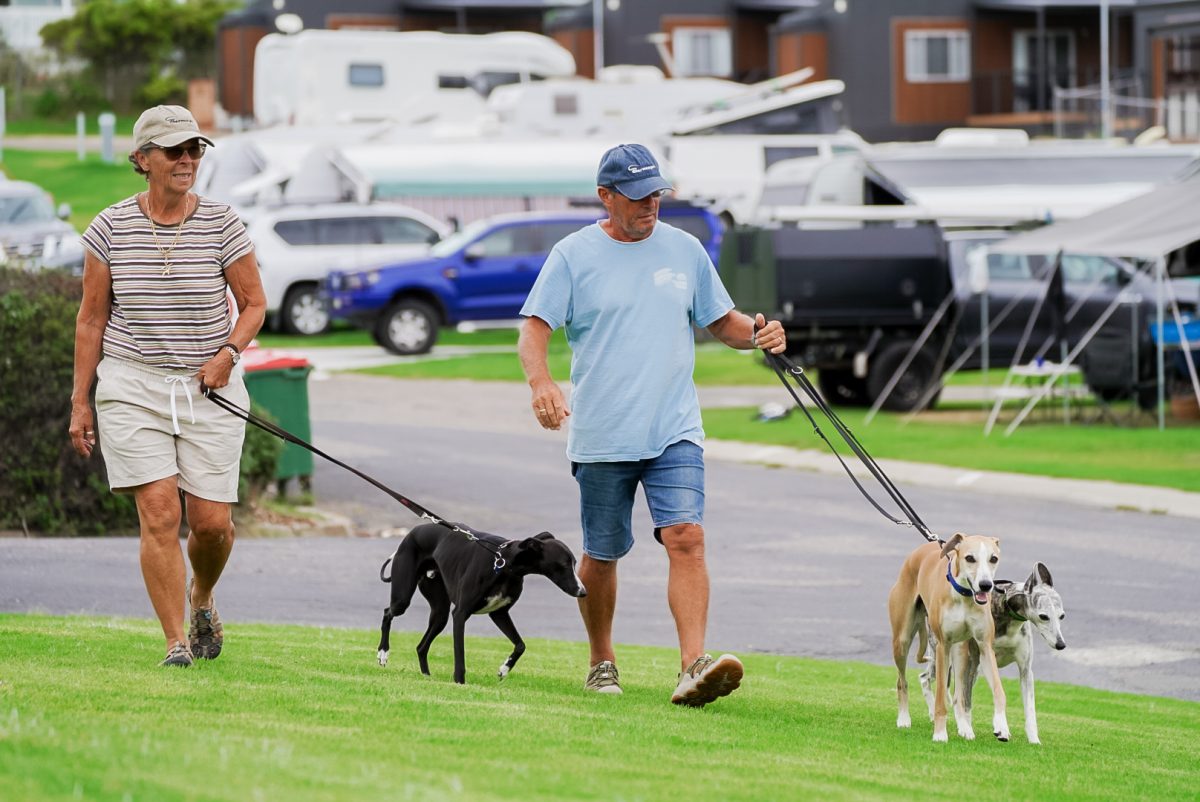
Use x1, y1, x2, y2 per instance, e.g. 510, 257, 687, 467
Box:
429, 218, 496, 258
0, 193, 56, 225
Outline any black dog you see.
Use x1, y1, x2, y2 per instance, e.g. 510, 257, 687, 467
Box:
377, 522, 586, 684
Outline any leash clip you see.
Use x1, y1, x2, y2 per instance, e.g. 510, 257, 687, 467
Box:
452, 524, 478, 541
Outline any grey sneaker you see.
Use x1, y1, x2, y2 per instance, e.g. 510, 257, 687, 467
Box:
161, 641, 194, 668
187, 577, 224, 660
671, 653, 743, 707
584, 660, 623, 694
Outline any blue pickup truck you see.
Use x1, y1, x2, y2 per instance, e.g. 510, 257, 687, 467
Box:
324, 205, 723, 354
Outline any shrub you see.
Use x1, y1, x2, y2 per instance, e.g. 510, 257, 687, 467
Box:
32, 87, 63, 118
238, 403, 284, 505
0, 267, 138, 535
0, 268, 280, 535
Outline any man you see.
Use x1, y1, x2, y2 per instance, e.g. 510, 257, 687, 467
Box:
518, 143, 787, 706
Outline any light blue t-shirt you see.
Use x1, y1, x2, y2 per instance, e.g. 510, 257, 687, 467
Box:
521, 220, 733, 462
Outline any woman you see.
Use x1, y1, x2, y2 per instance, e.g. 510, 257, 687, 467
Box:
69, 105, 266, 667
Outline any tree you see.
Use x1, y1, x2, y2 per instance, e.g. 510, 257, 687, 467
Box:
39, 0, 237, 110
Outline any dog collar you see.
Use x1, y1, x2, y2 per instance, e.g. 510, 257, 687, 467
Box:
1005, 596, 1028, 621
493, 540, 514, 572
945, 560, 974, 598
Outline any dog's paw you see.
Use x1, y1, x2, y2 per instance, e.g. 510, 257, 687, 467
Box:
377, 649, 390, 667
994, 715, 1011, 742
957, 725, 975, 740
498, 664, 510, 680
896, 711, 912, 729
932, 729, 948, 743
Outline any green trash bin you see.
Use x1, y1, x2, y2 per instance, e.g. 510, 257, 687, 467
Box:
241, 350, 314, 486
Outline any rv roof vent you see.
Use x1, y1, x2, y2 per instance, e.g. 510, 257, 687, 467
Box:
597, 65, 665, 84
934, 128, 1029, 148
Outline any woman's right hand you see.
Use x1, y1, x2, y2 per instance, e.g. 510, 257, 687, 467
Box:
69, 404, 97, 458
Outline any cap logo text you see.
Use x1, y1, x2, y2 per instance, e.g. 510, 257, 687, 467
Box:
628, 164, 656, 174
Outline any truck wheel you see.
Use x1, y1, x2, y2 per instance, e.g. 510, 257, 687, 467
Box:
817, 369, 870, 407
376, 299, 438, 355
282, 284, 331, 336
867, 342, 938, 412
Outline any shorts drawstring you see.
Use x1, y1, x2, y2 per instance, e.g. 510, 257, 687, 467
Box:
164, 375, 196, 435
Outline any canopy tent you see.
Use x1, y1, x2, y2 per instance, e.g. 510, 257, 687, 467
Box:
866, 143, 1200, 224
990, 172, 1200, 262
992, 171, 1200, 428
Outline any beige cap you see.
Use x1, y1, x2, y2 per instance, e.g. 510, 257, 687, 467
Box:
132, 105, 215, 151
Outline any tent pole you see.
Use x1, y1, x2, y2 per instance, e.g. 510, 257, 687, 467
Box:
1156, 255, 1166, 430
1101, 0, 1112, 139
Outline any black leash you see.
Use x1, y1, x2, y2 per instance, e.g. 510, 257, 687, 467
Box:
762, 351, 939, 543
200, 383, 508, 564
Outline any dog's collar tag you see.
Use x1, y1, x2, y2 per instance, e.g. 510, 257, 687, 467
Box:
493, 541, 515, 573
945, 560, 974, 598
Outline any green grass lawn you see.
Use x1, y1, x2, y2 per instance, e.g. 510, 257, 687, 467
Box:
1, 614, 1196, 802
255, 326, 523, 350
0, 149, 145, 231
703, 405, 1200, 492
348, 336, 779, 386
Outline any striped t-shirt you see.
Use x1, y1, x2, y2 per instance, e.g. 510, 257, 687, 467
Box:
81, 194, 254, 372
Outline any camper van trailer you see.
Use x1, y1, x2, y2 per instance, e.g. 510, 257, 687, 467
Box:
481, 66, 743, 141
253, 30, 577, 127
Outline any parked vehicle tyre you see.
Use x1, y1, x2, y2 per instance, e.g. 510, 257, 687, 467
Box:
376, 298, 438, 355
817, 368, 870, 407
867, 341, 938, 412
282, 283, 331, 336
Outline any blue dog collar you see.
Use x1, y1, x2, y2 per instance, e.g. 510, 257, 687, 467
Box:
945, 559, 975, 598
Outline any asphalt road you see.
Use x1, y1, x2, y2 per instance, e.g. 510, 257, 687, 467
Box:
2, 373, 1198, 703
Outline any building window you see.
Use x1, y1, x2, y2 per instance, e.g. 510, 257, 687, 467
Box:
904, 30, 970, 83
348, 63, 385, 88
673, 27, 732, 78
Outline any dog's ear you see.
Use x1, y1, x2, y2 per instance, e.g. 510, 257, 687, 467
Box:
515, 536, 546, 558
939, 533, 963, 558
533, 531, 555, 542
1027, 562, 1053, 591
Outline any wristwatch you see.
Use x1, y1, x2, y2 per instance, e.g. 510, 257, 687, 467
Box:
222, 343, 241, 365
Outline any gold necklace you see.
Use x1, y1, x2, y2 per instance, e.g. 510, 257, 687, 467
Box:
146, 192, 192, 276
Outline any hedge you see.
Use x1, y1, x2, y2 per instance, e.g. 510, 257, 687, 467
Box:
0, 267, 278, 535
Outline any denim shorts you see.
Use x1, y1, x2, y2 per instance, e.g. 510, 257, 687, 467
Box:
571, 439, 705, 561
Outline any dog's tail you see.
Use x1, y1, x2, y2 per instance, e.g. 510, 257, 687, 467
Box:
380, 557, 393, 583
915, 624, 930, 664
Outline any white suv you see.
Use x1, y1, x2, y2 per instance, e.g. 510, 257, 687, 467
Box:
245, 203, 450, 334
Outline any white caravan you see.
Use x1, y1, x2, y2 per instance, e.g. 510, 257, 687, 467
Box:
481, 65, 744, 141
253, 29, 576, 127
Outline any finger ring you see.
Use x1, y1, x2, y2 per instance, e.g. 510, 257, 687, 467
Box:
537, 408, 546, 413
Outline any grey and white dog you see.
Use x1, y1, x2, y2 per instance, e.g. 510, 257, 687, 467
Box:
919, 563, 1066, 744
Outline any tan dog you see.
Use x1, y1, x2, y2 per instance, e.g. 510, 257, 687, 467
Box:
887, 533, 1009, 742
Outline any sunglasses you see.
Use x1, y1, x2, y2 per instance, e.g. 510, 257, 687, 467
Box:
604, 187, 669, 200
156, 143, 206, 160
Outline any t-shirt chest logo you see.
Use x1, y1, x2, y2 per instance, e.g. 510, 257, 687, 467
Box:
653, 268, 688, 290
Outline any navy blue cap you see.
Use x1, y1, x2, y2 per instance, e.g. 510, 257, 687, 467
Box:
596, 143, 673, 200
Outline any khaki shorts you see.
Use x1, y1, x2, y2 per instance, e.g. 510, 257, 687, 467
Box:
95, 357, 249, 502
